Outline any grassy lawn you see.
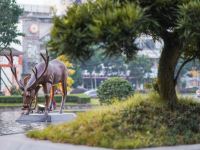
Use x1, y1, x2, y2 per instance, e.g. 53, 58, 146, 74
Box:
27, 93, 200, 149
90, 98, 100, 105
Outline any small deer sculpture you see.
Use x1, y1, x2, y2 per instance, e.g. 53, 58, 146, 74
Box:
5, 50, 68, 115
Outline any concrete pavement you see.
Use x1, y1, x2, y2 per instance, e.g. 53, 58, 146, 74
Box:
0, 134, 110, 150
138, 145, 200, 150
1, 134, 200, 150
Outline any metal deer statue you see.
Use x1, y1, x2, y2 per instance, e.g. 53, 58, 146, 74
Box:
5, 50, 68, 115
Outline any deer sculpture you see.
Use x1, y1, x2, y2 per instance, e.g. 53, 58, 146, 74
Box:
5, 50, 68, 115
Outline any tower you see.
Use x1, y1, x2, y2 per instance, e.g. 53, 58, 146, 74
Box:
20, 4, 52, 75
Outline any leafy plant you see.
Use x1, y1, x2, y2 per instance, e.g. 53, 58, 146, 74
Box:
144, 78, 159, 93
97, 77, 133, 104
0, 0, 23, 49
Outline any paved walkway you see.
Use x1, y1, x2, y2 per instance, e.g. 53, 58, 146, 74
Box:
139, 145, 200, 150
1, 134, 200, 150
0, 134, 110, 150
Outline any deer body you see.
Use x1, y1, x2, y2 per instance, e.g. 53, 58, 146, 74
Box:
26, 60, 67, 89
25, 59, 68, 115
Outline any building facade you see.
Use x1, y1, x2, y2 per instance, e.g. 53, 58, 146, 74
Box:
19, 0, 85, 75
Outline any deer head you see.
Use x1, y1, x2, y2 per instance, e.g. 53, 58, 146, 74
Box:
5, 50, 49, 112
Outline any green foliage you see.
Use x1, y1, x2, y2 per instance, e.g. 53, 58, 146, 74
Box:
130, 0, 183, 30
177, 0, 200, 39
49, 0, 200, 103
0, 0, 23, 48
144, 78, 159, 93
97, 77, 133, 104
49, 0, 195, 61
152, 79, 159, 93
0, 94, 90, 104
27, 93, 200, 149
177, 0, 200, 59
49, 0, 148, 60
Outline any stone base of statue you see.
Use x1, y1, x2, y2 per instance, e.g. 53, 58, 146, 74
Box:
16, 112, 77, 123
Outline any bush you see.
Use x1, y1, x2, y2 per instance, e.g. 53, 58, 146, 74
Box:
0, 94, 90, 104
144, 78, 159, 93
97, 77, 133, 104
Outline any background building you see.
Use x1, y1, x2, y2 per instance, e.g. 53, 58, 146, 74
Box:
18, 0, 86, 75
1, 0, 85, 94
0, 49, 23, 95
20, 4, 52, 75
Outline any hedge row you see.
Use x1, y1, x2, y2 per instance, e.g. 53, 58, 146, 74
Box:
0, 94, 91, 104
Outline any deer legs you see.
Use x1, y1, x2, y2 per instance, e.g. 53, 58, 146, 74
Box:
49, 86, 55, 110
59, 80, 67, 114
43, 83, 52, 116
43, 80, 67, 115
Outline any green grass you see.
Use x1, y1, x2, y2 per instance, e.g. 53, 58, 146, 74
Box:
27, 93, 200, 149
90, 98, 100, 105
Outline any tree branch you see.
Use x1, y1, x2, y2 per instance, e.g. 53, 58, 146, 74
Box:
174, 56, 195, 85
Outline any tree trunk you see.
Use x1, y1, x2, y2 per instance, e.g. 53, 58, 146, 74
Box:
158, 36, 181, 108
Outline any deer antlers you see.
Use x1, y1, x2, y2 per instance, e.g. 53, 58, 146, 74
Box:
5, 49, 49, 91
31, 49, 49, 83
4, 51, 24, 90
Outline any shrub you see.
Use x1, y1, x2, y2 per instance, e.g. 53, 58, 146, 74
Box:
144, 78, 159, 93
0, 94, 90, 104
97, 77, 133, 104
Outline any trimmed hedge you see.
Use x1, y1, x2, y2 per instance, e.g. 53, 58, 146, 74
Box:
97, 77, 134, 104
0, 94, 90, 104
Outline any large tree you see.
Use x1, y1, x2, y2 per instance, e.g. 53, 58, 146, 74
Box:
0, 0, 23, 49
49, 0, 200, 107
